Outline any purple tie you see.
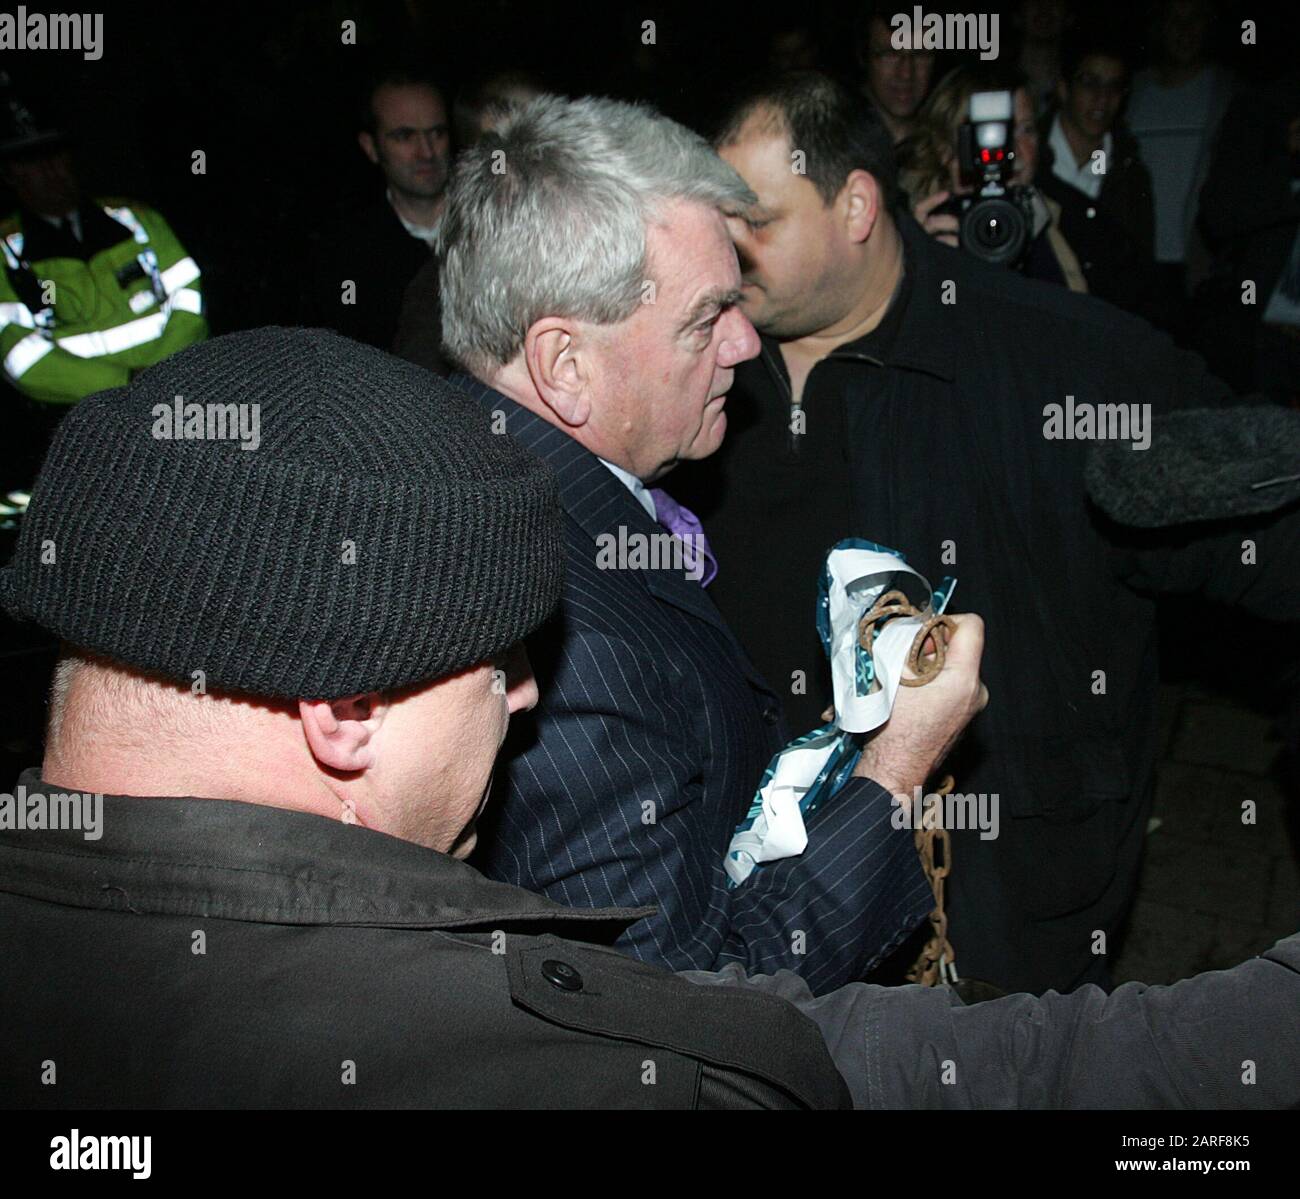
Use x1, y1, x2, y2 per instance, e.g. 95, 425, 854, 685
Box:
649, 487, 718, 587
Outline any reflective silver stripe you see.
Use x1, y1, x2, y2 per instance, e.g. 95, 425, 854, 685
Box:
58, 311, 168, 358
1, 231, 25, 269
160, 256, 199, 291
0, 301, 37, 329
55, 284, 199, 357
102, 204, 149, 244
168, 286, 202, 315
125, 261, 200, 315
4, 331, 54, 378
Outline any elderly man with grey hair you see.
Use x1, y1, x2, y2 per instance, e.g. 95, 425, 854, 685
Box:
411, 93, 984, 992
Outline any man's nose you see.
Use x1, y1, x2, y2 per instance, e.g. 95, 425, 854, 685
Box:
718, 308, 761, 367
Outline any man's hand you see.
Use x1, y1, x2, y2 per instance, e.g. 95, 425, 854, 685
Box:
851, 612, 989, 799
913, 190, 961, 247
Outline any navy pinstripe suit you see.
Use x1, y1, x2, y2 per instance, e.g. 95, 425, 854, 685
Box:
455, 375, 932, 993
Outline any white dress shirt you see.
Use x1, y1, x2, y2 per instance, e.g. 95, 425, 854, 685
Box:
598, 457, 657, 520
1049, 116, 1111, 201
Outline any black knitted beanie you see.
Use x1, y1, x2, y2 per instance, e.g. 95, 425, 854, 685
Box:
0, 327, 563, 699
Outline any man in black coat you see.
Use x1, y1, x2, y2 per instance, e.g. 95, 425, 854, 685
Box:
304, 64, 449, 351
1, 327, 1297, 1111
1035, 35, 1158, 324
673, 71, 1293, 996
1195, 73, 1300, 397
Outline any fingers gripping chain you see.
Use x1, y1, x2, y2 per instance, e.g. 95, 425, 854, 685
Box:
857, 589, 957, 687
857, 590, 959, 987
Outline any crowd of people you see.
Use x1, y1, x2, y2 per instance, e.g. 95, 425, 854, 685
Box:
0, 0, 1297, 1112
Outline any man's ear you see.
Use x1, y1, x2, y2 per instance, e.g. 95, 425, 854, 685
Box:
523, 318, 591, 428
358, 131, 379, 165
842, 169, 882, 245
299, 692, 387, 773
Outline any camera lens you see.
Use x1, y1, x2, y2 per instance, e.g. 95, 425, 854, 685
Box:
960, 197, 1029, 266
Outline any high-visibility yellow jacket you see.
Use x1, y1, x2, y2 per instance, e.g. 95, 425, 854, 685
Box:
0, 198, 206, 405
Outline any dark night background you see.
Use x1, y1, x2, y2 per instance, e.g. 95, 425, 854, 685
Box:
1, 0, 1294, 338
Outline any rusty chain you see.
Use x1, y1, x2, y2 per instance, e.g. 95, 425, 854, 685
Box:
858, 590, 958, 986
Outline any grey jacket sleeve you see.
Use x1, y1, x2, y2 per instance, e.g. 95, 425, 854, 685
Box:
680, 932, 1300, 1109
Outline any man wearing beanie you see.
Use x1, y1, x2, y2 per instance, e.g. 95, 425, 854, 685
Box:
0, 327, 853, 1108
1, 329, 1298, 1111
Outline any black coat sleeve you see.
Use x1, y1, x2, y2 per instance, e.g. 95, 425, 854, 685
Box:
1107, 504, 1300, 624
1198, 84, 1300, 247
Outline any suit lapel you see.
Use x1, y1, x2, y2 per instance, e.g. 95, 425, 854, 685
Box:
449, 374, 759, 653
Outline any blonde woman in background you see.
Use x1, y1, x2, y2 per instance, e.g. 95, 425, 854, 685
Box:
900, 66, 1087, 293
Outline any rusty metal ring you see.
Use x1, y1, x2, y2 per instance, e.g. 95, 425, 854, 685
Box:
900, 613, 956, 687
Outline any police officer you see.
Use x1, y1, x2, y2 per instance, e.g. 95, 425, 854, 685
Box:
0, 87, 206, 410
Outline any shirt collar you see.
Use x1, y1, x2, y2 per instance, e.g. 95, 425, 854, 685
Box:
1047, 114, 1073, 175
759, 213, 955, 384
386, 188, 440, 246
598, 457, 657, 520
1048, 117, 1112, 196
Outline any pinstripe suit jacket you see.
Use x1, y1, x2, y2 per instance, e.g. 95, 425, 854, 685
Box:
455, 376, 931, 993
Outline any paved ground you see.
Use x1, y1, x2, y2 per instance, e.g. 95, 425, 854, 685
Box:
1113, 679, 1300, 985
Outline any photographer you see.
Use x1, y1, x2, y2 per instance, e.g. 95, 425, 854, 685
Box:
901, 66, 1086, 291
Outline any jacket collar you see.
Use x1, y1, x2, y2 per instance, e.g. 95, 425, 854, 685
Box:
15, 200, 134, 262
1039, 115, 1143, 176
449, 373, 742, 642
0, 768, 649, 937
451, 373, 657, 543
896, 214, 964, 381
758, 212, 957, 385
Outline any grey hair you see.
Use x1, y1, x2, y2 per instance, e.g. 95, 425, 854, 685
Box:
438, 94, 756, 378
